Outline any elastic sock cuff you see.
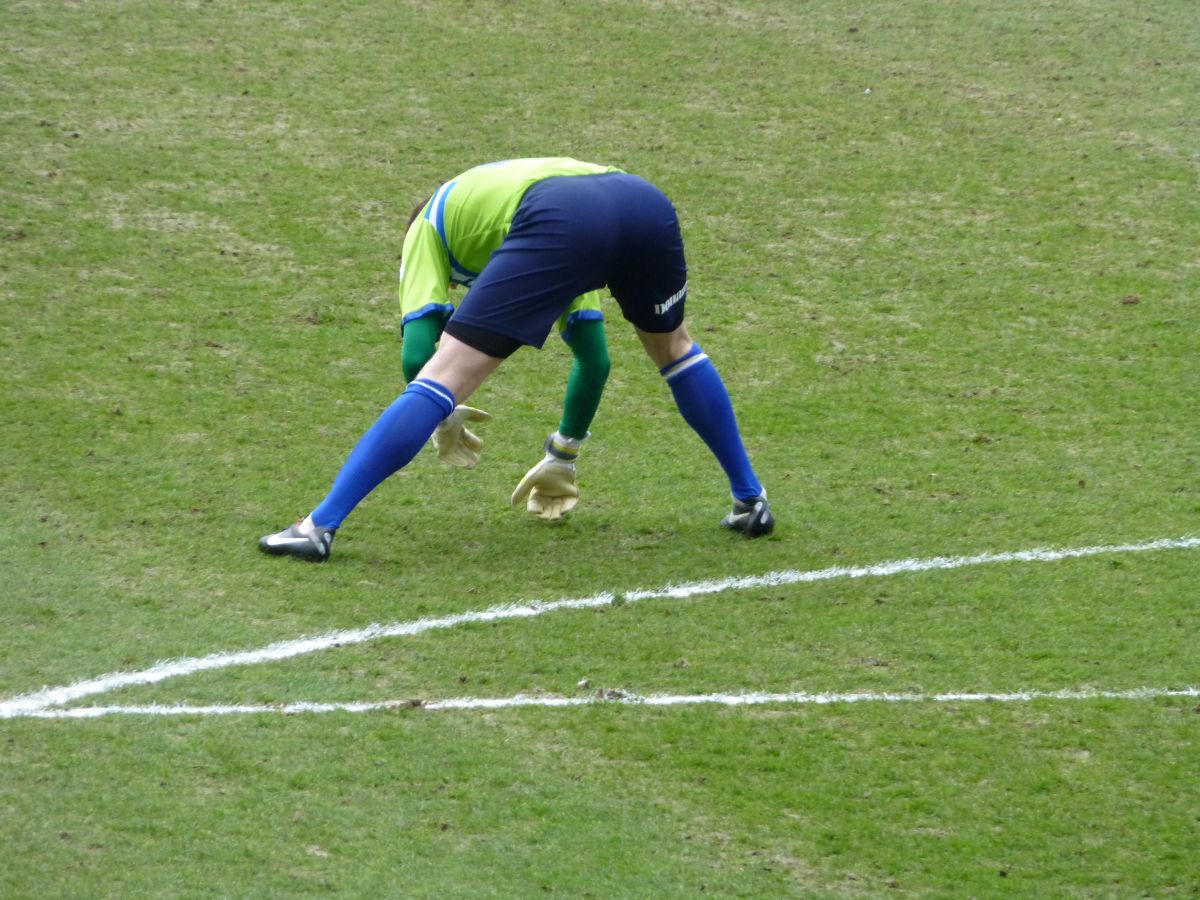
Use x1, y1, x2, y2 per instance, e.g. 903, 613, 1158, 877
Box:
405, 378, 456, 419
660, 344, 710, 383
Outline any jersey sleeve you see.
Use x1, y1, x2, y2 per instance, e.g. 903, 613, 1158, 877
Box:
399, 219, 453, 326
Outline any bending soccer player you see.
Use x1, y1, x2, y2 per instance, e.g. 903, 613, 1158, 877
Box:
260, 157, 774, 562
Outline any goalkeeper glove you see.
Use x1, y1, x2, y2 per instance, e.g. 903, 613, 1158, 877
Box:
431, 405, 492, 469
511, 432, 585, 520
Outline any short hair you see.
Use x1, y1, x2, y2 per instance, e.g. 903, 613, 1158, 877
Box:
407, 196, 430, 231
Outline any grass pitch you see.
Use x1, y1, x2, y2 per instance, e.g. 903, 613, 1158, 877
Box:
3, 0, 1198, 896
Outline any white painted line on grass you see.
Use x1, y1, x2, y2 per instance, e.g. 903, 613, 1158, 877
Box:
1, 535, 1197, 720
14, 687, 1200, 719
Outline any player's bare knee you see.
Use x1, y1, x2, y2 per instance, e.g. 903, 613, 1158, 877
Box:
636, 324, 694, 368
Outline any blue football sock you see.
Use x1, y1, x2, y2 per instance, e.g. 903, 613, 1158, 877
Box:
661, 345, 763, 502
311, 378, 455, 529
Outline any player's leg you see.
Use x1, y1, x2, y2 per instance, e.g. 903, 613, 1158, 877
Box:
416, 331, 508, 402
259, 336, 503, 561
636, 325, 773, 536
605, 173, 773, 536
313, 335, 503, 526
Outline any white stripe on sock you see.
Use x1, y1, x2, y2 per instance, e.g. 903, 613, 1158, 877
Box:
663, 351, 709, 382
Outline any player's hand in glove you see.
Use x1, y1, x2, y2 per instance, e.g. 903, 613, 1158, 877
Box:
431, 405, 492, 469
511, 432, 585, 520
512, 457, 578, 520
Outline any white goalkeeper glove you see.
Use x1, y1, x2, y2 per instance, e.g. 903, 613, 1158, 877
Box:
431, 405, 492, 469
511, 432, 585, 520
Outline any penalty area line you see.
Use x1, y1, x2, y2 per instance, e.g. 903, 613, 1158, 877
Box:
15, 686, 1200, 719
1, 534, 1197, 719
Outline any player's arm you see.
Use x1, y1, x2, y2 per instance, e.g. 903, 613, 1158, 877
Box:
558, 313, 610, 440
512, 300, 611, 520
401, 314, 441, 383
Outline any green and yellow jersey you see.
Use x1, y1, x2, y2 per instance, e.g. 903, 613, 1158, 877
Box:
399, 158, 620, 341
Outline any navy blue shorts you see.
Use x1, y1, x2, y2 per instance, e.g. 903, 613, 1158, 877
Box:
447, 172, 688, 349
